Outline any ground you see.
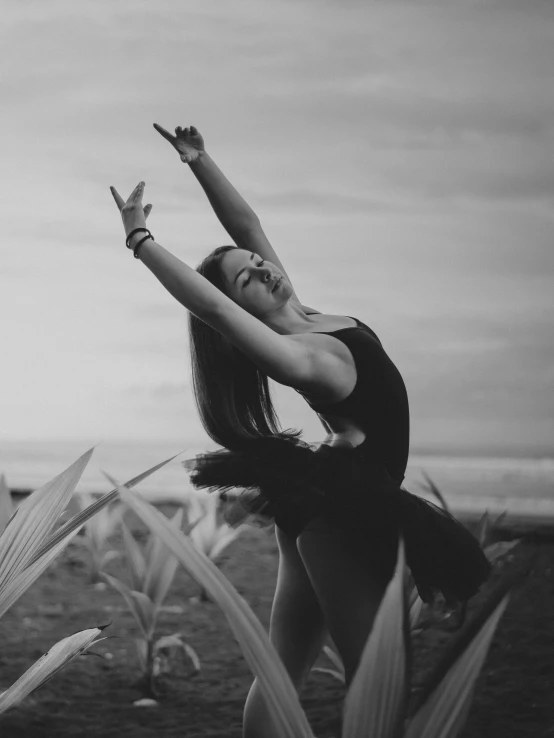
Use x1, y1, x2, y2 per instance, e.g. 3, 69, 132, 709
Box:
0, 510, 553, 738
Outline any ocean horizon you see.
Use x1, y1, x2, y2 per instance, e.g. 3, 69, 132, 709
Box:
2, 438, 554, 522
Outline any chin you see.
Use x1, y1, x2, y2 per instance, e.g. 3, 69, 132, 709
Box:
277, 281, 293, 300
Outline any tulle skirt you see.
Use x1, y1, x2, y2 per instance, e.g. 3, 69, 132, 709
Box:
184, 434, 491, 605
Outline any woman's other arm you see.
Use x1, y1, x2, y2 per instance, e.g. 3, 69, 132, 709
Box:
109, 182, 333, 387
153, 124, 318, 312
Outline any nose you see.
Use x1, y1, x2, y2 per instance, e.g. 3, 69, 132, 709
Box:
259, 265, 273, 282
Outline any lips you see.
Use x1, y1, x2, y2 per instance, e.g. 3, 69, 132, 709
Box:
271, 277, 282, 293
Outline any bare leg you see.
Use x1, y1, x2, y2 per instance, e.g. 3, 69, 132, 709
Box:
243, 525, 328, 738
296, 516, 393, 687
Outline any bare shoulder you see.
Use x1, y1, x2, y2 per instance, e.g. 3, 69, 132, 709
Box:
284, 331, 357, 399
280, 303, 357, 395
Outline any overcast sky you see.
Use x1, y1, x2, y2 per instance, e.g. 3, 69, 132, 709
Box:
1, 0, 553, 456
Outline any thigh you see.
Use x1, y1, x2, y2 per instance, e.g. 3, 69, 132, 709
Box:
296, 515, 395, 685
268, 525, 328, 689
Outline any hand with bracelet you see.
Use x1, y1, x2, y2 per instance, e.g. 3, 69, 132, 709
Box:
110, 181, 154, 258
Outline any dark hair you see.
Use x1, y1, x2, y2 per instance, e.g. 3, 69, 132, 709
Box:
188, 245, 300, 450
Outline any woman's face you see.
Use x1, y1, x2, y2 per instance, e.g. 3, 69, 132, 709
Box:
219, 249, 293, 316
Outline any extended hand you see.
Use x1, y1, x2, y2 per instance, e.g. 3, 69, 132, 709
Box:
153, 123, 205, 164
110, 182, 153, 240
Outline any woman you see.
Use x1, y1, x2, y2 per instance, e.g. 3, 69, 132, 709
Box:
111, 123, 490, 737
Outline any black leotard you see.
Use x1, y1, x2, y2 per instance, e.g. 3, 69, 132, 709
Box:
296, 316, 410, 484
186, 315, 491, 602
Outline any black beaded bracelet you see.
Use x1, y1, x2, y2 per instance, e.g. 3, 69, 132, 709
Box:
133, 234, 154, 259
125, 227, 153, 250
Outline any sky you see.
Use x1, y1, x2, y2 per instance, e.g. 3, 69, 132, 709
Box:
1, 0, 553, 456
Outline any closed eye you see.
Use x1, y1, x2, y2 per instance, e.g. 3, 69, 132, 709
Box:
243, 260, 264, 287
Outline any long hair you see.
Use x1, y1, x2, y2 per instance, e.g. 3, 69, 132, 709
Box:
188, 245, 301, 450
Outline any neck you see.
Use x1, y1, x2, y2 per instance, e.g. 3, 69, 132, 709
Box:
261, 301, 320, 335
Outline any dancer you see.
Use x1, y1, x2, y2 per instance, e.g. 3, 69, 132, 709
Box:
111, 123, 490, 738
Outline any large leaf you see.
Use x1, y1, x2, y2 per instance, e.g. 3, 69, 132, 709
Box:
120, 519, 147, 592
73, 493, 125, 581
406, 560, 531, 738
29, 454, 180, 566
143, 508, 184, 608
0, 626, 109, 714
408, 588, 425, 631
78, 492, 123, 552
186, 492, 245, 560
404, 597, 508, 738
311, 666, 345, 683
321, 644, 345, 673
484, 539, 520, 563
476, 511, 490, 547
342, 537, 409, 738
152, 633, 201, 676
0, 450, 93, 595
0, 531, 81, 619
419, 472, 449, 513
183, 490, 207, 526
115, 481, 315, 738
99, 550, 120, 569
101, 573, 156, 640
0, 454, 178, 621
0, 474, 14, 534
208, 525, 245, 561
188, 494, 218, 553
476, 510, 507, 548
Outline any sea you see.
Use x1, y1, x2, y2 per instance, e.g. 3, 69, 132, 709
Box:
2, 439, 554, 524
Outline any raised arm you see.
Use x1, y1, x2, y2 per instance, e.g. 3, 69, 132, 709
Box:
152, 124, 311, 309
109, 182, 333, 388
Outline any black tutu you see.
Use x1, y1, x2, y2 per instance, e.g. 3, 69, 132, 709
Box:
183, 434, 491, 606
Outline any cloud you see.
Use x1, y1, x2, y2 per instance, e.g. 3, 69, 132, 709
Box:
254, 189, 394, 214
1, 0, 553, 453
123, 381, 190, 398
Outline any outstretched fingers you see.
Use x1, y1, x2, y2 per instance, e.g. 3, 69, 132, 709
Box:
129, 181, 145, 204
110, 186, 126, 211
153, 122, 176, 143
110, 182, 145, 211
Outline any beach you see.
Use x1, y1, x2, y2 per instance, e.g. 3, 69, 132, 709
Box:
0, 512, 552, 737
1, 440, 554, 736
